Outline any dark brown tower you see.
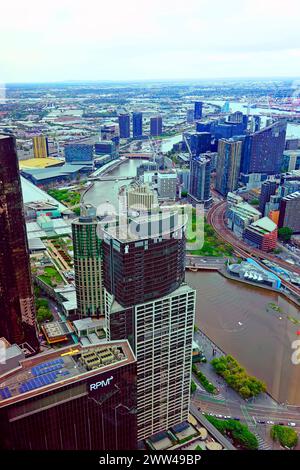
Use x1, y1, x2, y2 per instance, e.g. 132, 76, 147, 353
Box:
0, 135, 38, 352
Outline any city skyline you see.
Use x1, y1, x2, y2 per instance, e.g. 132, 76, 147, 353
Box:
1, 72, 300, 453
1, 0, 300, 82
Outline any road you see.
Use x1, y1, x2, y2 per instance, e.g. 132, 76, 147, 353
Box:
207, 201, 300, 297
186, 255, 225, 269
189, 403, 236, 450
193, 392, 300, 425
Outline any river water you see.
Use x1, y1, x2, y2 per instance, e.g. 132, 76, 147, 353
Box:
83, 138, 300, 405
83, 159, 148, 209
186, 271, 300, 405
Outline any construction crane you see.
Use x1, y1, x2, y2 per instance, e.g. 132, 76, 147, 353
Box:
183, 133, 193, 158
148, 135, 160, 163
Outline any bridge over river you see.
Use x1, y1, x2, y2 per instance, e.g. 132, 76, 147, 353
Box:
88, 175, 135, 182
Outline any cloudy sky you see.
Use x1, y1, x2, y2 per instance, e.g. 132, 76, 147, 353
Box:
1, 0, 300, 82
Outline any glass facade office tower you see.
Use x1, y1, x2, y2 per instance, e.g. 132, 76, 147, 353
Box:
102, 212, 196, 441
194, 101, 203, 120
103, 215, 186, 308
150, 116, 163, 137
216, 138, 243, 196
190, 132, 211, 156
241, 121, 287, 175
32, 135, 49, 159
132, 112, 143, 138
65, 144, 94, 163
72, 214, 104, 318
0, 342, 137, 450
188, 156, 212, 207
0, 135, 38, 352
118, 114, 131, 139
259, 180, 277, 215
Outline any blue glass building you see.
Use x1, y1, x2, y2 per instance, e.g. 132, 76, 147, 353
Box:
65, 144, 94, 163
194, 101, 203, 120
118, 114, 130, 138
240, 121, 287, 175
132, 112, 143, 138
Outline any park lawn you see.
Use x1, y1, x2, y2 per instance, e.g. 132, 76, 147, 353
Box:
187, 221, 234, 257
38, 266, 64, 287
47, 188, 81, 208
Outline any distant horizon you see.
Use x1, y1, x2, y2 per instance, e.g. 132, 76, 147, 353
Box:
4, 76, 300, 86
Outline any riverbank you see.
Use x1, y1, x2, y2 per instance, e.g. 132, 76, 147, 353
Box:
89, 157, 128, 178
186, 270, 300, 405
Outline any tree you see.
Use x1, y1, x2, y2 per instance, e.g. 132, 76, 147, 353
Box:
271, 425, 298, 448
36, 298, 49, 309
211, 355, 266, 398
249, 198, 259, 206
190, 380, 197, 394
239, 385, 252, 399
205, 416, 259, 450
37, 306, 53, 324
278, 226, 293, 242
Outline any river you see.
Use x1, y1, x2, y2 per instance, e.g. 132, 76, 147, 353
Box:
206, 100, 300, 138
186, 271, 300, 405
83, 137, 300, 405
83, 159, 149, 208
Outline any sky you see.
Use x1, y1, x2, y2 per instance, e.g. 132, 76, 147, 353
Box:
1, 0, 300, 82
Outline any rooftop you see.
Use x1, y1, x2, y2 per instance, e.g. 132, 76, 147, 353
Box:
250, 216, 277, 233
0, 341, 135, 406
21, 163, 93, 181
283, 191, 300, 201
19, 157, 64, 169
228, 201, 261, 219
103, 210, 187, 242
73, 317, 105, 331
21, 176, 67, 211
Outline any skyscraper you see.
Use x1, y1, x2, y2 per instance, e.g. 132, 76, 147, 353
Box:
102, 212, 196, 440
216, 138, 243, 196
72, 210, 104, 318
196, 121, 214, 133
132, 112, 143, 138
188, 156, 212, 207
0, 135, 38, 352
150, 116, 163, 137
259, 180, 277, 215
127, 184, 158, 212
186, 109, 194, 123
33, 135, 49, 159
118, 114, 131, 138
190, 132, 211, 156
194, 101, 203, 120
241, 120, 287, 175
